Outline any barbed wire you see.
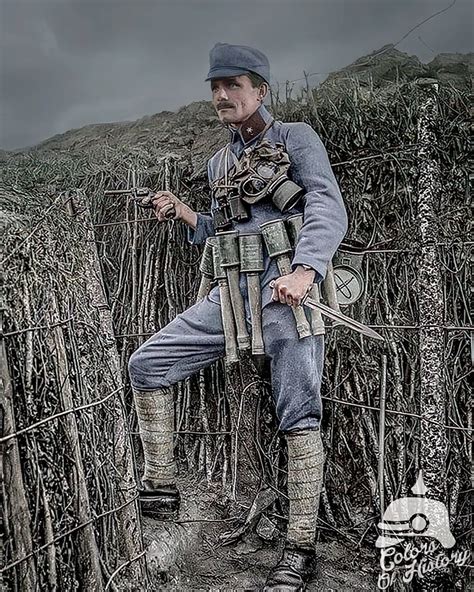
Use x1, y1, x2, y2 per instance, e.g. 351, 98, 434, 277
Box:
94, 216, 154, 228
1, 10, 466, 583
4, 316, 470, 350
113, 324, 473, 341
321, 395, 471, 433
0, 495, 140, 574
104, 551, 147, 591
0, 386, 121, 444
1, 317, 73, 338
2, 366, 470, 450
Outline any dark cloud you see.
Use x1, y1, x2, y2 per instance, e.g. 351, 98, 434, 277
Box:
0, 0, 471, 149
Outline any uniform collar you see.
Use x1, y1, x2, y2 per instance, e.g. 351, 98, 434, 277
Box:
229, 103, 274, 146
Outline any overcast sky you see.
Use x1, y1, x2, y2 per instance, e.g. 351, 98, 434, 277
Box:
0, 0, 472, 150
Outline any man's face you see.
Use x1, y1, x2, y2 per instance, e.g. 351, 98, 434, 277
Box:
211, 74, 263, 125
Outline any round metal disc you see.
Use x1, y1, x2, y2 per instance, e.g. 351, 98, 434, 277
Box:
333, 265, 364, 305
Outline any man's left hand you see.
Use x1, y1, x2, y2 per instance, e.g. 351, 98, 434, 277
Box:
270, 266, 316, 307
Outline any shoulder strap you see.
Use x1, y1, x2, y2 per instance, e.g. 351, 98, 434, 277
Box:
256, 118, 275, 144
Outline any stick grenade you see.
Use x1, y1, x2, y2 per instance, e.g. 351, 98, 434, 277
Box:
213, 243, 239, 364
260, 220, 312, 339
217, 231, 251, 351
321, 260, 341, 329
196, 237, 215, 303
286, 214, 325, 336
239, 233, 265, 356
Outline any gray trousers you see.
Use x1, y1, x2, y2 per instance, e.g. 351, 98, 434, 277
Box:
128, 296, 324, 432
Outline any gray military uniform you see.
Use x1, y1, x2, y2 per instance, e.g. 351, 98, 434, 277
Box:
128, 103, 348, 432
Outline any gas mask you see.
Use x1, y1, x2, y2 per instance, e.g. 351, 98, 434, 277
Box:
233, 139, 303, 211
210, 139, 304, 231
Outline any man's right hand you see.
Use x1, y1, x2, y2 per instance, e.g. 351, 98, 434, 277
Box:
151, 191, 185, 222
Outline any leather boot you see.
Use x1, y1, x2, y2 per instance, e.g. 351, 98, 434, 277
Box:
133, 387, 180, 519
264, 429, 324, 590
263, 545, 316, 591
138, 480, 180, 520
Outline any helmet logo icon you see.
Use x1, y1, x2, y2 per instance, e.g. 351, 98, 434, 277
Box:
376, 471, 455, 549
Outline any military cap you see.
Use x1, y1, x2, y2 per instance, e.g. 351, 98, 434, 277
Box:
206, 43, 270, 85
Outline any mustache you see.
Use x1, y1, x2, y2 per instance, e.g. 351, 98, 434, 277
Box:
217, 103, 234, 110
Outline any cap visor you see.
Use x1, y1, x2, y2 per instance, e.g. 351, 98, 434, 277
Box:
205, 66, 250, 81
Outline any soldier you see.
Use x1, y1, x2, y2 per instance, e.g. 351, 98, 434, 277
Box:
128, 43, 348, 591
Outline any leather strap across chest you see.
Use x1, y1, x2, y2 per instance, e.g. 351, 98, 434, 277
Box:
217, 117, 275, 186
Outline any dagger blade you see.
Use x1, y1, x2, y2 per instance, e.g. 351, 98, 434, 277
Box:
302, 296, 384, 341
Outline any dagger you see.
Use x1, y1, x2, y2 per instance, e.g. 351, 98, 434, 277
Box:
301, 294, 384, 341
269, 279, 383, 341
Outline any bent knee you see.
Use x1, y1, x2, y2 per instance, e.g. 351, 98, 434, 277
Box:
128, 345, 170, 391
128, 348, 142, 382
128, 348, 147, 388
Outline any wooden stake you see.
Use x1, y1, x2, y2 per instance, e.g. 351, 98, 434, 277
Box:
65, 190, 146, 583
48, 294, 104, 591
0, 308, 38, 591
378, 354, 387, 516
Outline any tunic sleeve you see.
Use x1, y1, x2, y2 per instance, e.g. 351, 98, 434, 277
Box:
285, 122, 348, 282
186, 160, 217, 245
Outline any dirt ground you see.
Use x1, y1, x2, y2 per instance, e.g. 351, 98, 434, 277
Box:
141, 476, 378, 591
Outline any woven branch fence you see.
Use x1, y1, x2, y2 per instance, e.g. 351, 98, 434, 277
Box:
1, 78, 471, 591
